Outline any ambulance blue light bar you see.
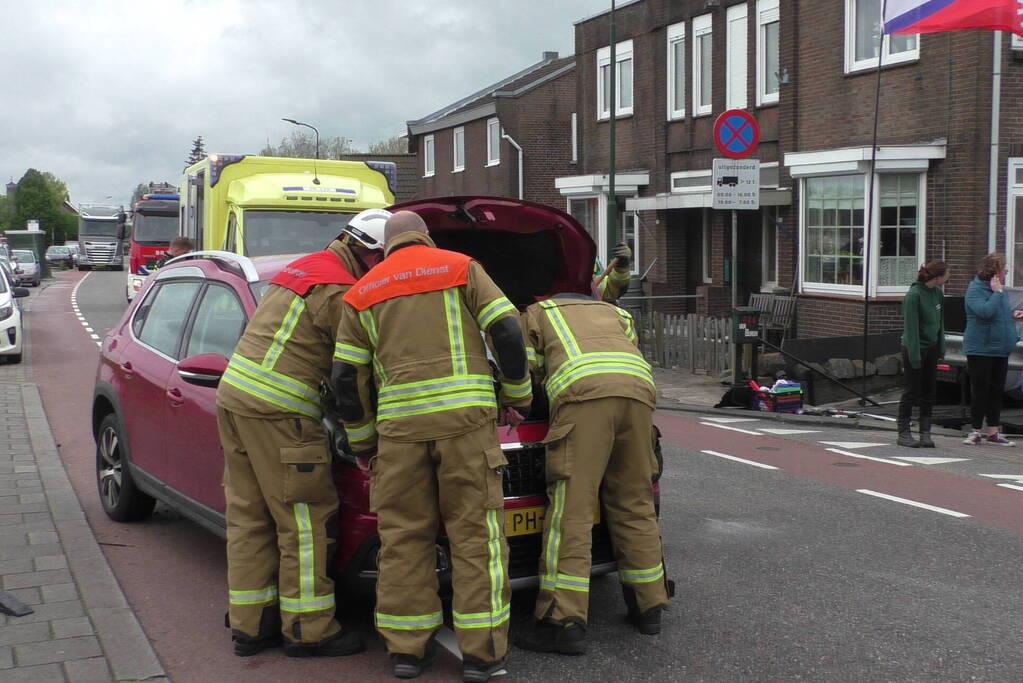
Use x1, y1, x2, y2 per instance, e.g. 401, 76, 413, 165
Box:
365, 161, 397, 196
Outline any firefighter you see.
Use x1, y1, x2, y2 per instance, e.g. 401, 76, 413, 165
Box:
514, 291, 668, 655
216, 208, 391, 657
595, 242, 633, 302
332, 211, 530, 682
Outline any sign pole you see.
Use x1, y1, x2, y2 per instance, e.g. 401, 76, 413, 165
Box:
732, 208, 740, 386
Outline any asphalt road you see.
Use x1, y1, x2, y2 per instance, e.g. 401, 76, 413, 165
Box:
26, 268, 1023, 682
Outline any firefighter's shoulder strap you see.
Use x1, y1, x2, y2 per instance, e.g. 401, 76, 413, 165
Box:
343, 245, 471, 311
270, 249, 357, 297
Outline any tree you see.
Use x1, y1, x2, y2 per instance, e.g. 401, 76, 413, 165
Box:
185, 136, 206, 166
261, 131, 356, 159
11, 169, 65, 245
130, 183, 149, 205
367, 135, 409, 154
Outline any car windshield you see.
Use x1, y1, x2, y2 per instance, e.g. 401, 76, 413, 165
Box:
132, 213, 178, 244
13, 250, 36, 263
80, 218, 119, 238
47, 247, 69, 255
0, 268, 8, 294
243, 210, 354, 257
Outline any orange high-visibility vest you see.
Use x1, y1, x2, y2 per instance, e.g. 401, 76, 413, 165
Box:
344, 245, 472, 310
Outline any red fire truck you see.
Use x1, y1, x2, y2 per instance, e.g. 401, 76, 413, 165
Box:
126, 191, 179, 301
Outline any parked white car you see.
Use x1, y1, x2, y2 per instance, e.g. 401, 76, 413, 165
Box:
0, 262, 28, 364
12, 249, 41, 287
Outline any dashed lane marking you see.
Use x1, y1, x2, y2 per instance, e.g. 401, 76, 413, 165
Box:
700, 422, 760, 436
892, 457, 970, 465
856, 489, 970, 518
69, 272, 101, 347
819, 441, 886, 449
702, 417, 762, 423
759, 428, 822, 435
826, 448, 912, 467
700, 450, 778, 470
997, 483, 1023, 492
979, 474, 1023, 484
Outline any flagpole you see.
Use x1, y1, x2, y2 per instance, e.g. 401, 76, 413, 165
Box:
862, 0, 888, 403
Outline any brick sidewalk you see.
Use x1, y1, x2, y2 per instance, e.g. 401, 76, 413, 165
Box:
0, 319, 166, 681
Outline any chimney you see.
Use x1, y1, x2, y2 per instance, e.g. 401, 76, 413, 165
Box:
542, 51, 559, 61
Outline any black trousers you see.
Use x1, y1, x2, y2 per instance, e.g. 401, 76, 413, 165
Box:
898, 345, 939, 424
967, 355, 1009, 430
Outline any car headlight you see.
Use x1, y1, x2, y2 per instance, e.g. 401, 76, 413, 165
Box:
0, 304, 12, 321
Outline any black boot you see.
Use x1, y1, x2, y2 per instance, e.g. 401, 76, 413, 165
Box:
918, 416, 935, 448
231, 606, 282, 656
514, 618, 587, 655
623, 585, 663, 635
392, 635, 437, 679
897, 419, 919, 448
283, 629, 365, 658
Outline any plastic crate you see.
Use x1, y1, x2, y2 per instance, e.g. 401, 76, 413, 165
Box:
753, 386, 803, 413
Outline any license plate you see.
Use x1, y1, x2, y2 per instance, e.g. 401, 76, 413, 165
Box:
504, 505, 600, 537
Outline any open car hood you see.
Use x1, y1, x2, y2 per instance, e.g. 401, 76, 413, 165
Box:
388, 196, 596, 307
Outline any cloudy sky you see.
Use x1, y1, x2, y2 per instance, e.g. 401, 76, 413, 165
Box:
1, 0, 609, 208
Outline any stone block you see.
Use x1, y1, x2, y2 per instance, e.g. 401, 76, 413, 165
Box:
40, 583, 78, 603
0, 621, 50, 647
13, 635, 101, 666
875, 354, 901, 376
850, 359, 876, 377
51, 616, 94, 639
825, 357, 857, 379
63, 657, 114, 683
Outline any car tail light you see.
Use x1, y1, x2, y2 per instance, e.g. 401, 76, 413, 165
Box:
937, 363, 951, 372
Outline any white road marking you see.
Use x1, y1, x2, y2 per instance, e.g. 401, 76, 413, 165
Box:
856, 489, 970, 518
700, 450, 778, 469
892, 457, 969, 465
759, 428, 821, 435
826, 448, 912, 467
700, 422, 760, 436
979, 473, 1023, 484
90, 334, 100, 340
69, 271, 99, 342
997, 483, 1023, 492
702, 417, 761, 423
819, 441, 885, 449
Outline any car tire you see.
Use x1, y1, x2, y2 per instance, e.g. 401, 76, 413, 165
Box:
7, 354, 22, 364
78, 265, 91, 271
96, 413, 156, 522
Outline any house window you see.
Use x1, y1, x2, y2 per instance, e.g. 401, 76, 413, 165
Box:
803, 175, 865, 288
423, 135, 434, 177
623, 211, 639, 276
702, 209, 712, 283
762, 210, 778, 289
846, 0, 918, 73
878, 173, 920, 286
597, 39, 634, 120
757, 0, 780, 106
726, 4, 748, 110
486, 119, 500, 166
569, 197, 600, 246
571, 113, 578, 163
667, 22, 685, 120
693, 14, 713, 116
1009, 159, 1023, 286
452, 127, 465, 173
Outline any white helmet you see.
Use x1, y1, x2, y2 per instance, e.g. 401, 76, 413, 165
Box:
341, 208, 391, 250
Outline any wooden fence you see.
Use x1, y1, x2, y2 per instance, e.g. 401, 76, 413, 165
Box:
633, 311, 732, 374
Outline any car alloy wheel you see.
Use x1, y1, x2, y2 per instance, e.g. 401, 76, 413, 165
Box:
96, 413, 156, 522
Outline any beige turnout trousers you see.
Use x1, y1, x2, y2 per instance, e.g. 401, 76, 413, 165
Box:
535, 396, 667, 624
218, 407, 341, 644
371, 422, 510, 662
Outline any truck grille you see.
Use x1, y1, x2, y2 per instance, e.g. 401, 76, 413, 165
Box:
85, 243, 116, 263
502, 446, 546, 498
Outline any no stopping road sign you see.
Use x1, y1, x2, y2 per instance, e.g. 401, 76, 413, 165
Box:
713, 109, 759, 159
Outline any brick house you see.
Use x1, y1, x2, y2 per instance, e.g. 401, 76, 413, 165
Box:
340, 153, 419, 202
406, 52, 575, 208
563, 0, 1023, 338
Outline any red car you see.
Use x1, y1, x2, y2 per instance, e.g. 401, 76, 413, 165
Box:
92, 197, 659, 592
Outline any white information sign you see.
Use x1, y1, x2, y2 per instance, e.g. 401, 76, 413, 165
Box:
712, 158, 760, 210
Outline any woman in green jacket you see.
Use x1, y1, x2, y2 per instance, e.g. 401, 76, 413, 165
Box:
897, 260, 949, 448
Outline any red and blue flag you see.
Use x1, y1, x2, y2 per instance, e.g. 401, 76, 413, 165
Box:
884, 0, 1023, 38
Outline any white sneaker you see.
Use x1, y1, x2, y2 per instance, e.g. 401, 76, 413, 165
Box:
986, 433, 1015, 446
962, 431, 983, 445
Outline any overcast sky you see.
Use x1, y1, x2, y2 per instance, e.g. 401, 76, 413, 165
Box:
0, 0, 608, 209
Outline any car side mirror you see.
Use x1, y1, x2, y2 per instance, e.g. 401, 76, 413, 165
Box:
177, 352, 229, 387
12, 287, 30, 298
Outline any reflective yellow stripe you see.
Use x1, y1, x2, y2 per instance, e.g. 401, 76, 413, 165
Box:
500, 377, 531, 400
377, 391, 496, 420
359, 309, 387, 383
375, 611, 444, 630
229, 354, 320, 403
453, 604, 510, 629
541, 480, 567, 593
334, 342, 371, 365
279, 503, 335, 614
548, 365, 654, 402
620, 563, 665, 584
263, 296, 305, 368
615, 307, 637, 342
444, 289, 467, 376
378, 375, 494, 402
540, 572, 590, 593
486, 508, 505, 621
476, 297, 516, 330
222, 369, 321, 419
346, 420, 376, 444
539, 300, 581, 357
229, 584, 278, 605
546, 351, 652, 396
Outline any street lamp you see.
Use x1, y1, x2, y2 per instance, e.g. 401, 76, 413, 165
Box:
282, 118, 321, 184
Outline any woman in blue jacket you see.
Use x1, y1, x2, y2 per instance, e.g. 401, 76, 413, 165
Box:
963, 253, 1022, 446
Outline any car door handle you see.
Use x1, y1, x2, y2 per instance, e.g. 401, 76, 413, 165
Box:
120, 361, 134, 378
166, 387, 184, 407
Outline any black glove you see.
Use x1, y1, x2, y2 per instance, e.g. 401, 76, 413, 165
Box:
612, 242, 632, 269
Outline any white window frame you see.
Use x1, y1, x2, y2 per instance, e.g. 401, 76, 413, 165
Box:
702, 209, 713, 283
670, 169, 713, 194
845, 0, 919, 73
452, 127, 465, 173
486, 118, 501, 167
597, 39, 634, 120
667, 22, 686, 120
693, 14, 714, 117
797, 171, 927, 297
756, 0, 780, 107
623, 210, 640, 276
571, 113, 578, 163
726, 3, 748, 110
1005, 158, 1023, 286
762, 210, 778, 290
423, 135, 435, 177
